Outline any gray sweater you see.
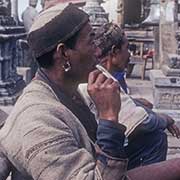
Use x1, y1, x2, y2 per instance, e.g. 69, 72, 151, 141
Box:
0, 80, 128, 180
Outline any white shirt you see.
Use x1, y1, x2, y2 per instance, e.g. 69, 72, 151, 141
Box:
22, 6, 39, 32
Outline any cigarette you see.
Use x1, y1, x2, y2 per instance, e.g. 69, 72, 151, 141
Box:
96, 64, 118, 82
96, 64, 125, 93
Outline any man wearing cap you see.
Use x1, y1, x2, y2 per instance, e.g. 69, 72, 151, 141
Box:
0, 3, 127, 180
1, 3, 180, 180
22, 0, 39, 32
78, 22, 180, 170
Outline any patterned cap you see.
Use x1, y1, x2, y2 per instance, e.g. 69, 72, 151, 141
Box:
28, 3, 89, 58
95, 22, 124, 58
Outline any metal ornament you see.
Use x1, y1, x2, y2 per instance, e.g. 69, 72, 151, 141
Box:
142, 0, 160, 26
63, 61, 71, 72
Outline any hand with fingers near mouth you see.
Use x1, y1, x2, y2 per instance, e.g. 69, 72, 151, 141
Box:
87, 69, 121, 123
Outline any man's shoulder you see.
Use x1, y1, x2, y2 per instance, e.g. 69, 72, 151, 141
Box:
1, 80, 75, 142
4, 80, 64, 124
22, 79, 58, 100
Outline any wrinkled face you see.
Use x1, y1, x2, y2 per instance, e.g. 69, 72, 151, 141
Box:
67, 23, 98, 82
111, 36, 130, 72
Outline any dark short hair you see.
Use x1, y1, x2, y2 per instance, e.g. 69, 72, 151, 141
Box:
36, 48, 56, 69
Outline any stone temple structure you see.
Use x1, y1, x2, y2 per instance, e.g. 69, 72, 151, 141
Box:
0, 0, 26, 105
43, 0, 109, 30
150, 0, 180, 121
83, 0, 109, 29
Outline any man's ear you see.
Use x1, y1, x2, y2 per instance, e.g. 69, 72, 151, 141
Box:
111, 45, 119, 56
111, 45, 122, 57
111, 45, 121, 56
56, 43, 70, 60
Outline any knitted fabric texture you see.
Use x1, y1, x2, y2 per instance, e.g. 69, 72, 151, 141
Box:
95, 22, 124, 58
28, 3, 89, 58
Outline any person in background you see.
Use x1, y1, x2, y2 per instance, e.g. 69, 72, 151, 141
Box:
113, 70, 129, 94
22, 0, 39, 32
78, 22, 180, 170
21, 0, 39, 78
41, 0, 45, 9
0, 3, 180, 180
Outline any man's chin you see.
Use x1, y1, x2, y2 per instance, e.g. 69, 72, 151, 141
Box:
78, 76, 88, 84
89, 59, 99, 72
93, 57, 99, 67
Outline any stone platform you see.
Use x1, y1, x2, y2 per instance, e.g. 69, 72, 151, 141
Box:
149, 69, 180, 122
127, 76, 180, 159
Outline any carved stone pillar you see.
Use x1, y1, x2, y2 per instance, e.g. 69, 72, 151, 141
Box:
0, 0, 26, 105
141, 0, 160, 68
117, 0, 124, 26
150, 0, 180, 121
11, 0, 19, 24
83, 0, 109, 29
43, 0, 86, 9
142, 0, 160, 26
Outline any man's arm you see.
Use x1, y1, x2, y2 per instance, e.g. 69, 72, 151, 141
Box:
132, 111, 180, 138
136, 113, 168, 133
133, 98, 153, 109
23, 111, 128, 180
157, 113, 180, 138
132, 98, 174, 133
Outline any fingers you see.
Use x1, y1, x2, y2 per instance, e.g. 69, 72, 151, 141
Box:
87, 70, 121, 123
166, 115, 175, 126
88, 70, 119, 88
109, 80, 121, 93
137, 98, 153, 109
172, 124, 180, 139
88, 70, 101, 84
95, 73, 107, 86
168, 124, 180, 139
95, 77, 120, 92
168, 126, 176, 137
103, 78, 114, 86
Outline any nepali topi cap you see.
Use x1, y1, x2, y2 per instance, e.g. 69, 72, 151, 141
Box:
95, 22, 124, 58
28, 3, 89, 58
